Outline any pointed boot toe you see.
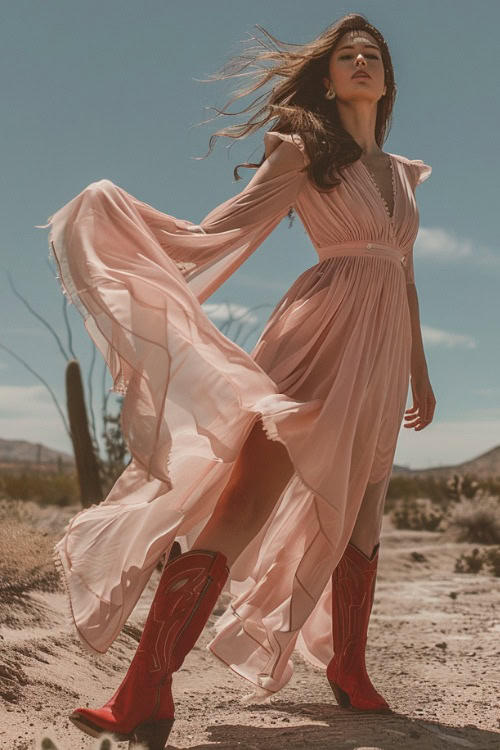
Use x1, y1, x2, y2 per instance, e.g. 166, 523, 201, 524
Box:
68, 548, 229, 750
69, 707, 133, 741
327, 542, 392, 712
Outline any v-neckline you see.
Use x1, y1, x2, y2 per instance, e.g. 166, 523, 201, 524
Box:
357, 154, 397, 224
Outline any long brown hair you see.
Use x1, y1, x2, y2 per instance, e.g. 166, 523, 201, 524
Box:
193, 13, 396, 194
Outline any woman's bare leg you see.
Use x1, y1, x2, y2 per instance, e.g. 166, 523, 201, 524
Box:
192, 419, 294, 567
348, 476, 388, 558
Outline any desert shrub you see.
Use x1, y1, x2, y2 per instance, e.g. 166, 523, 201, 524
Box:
385, 472, 500, 516
454, 546, 500, 577
446, 473, 481, 503
0, 497, 78, 535
454, 548, 484, 574
444, 491, 500, 544
0, 470, 79, 506
483, 546, 500, 577
0, 519, 59, 594
386, 474, 450, 512
38, 733, 132, 750
390, 497, 444, 531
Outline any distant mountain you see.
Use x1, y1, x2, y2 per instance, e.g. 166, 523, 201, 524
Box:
0, 438, 74, 464
1, 437, 499, 479
392, 443, 500, 479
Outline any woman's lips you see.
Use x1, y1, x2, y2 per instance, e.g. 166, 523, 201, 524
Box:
352, 73, 370, 79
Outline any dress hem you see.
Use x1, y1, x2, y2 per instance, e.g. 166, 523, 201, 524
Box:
51, 543, 108, 658
206, 643, 277, 704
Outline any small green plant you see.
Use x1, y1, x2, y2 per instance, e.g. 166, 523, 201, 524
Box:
483, 546, 500, 576
390, 497, 444, 531
454, 546, 500, 577
444, 491, 500, 544
37, 731, 149, 749
98, 394, 130, 495
455, 548, 484, 574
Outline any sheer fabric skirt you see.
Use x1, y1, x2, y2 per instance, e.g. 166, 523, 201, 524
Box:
205, 250, 411, 697
45, 181, 411, 698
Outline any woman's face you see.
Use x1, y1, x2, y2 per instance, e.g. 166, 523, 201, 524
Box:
323, 30, 386, 103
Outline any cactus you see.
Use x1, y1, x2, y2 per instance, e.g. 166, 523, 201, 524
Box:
66, 359, 103, 508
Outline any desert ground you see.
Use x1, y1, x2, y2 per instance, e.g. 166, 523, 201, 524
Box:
0, 500, 499, 750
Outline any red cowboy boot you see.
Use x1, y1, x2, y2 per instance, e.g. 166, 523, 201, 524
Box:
326, 541, 391, 713
69, 548, 229, 749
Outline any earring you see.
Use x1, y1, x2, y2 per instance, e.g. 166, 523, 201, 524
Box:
325, 84, 336, 100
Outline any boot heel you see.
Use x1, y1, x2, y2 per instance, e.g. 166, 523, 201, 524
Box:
328, 679, 351, 709
129, 717, 175, 750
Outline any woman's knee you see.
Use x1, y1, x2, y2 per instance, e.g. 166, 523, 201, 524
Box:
210, 419, 293, 523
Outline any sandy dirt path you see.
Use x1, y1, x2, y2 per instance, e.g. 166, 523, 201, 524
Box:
1, 514, 499, 750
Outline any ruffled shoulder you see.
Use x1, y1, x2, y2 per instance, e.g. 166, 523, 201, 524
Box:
263, 131, 310, 166
391, 153, 432, 187
410, 158, 432, 186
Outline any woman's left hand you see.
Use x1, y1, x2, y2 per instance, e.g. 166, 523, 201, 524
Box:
404, 371, 436, 431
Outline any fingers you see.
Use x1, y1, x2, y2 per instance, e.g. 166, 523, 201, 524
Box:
404, 386, 436, 429
403, 404, 433, 430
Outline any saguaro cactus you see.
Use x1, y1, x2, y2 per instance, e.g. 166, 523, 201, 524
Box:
66, 359, 103, 508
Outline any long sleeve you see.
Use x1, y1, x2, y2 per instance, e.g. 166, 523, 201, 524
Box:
36, 130, 312, 479
151, 131, 310, 302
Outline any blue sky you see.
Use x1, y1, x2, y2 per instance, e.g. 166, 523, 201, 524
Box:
1, 0, 498, 470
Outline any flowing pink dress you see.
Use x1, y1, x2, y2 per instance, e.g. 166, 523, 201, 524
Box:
37, 131, 431, 701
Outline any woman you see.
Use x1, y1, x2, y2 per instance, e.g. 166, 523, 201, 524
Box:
39, 12, 436, 750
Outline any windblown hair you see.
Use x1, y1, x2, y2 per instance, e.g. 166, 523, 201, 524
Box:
194, 13, 396, 194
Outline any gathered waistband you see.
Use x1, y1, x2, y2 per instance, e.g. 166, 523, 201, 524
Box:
315, 240, 404, 265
